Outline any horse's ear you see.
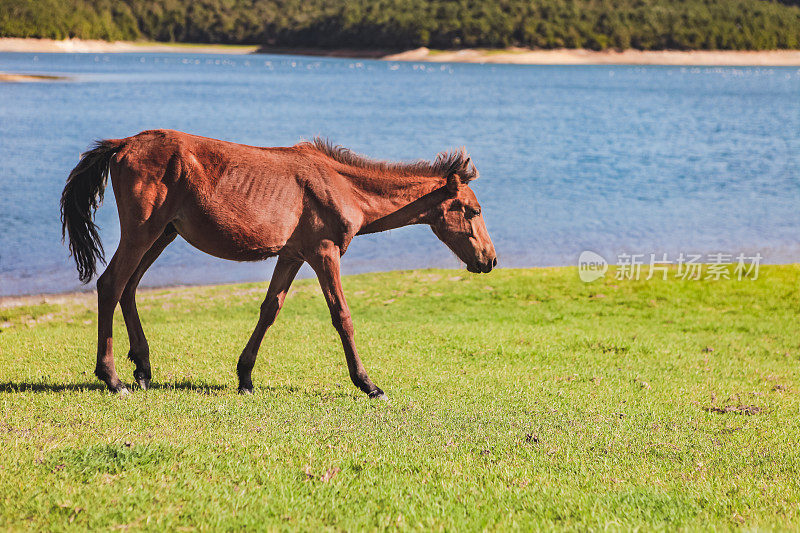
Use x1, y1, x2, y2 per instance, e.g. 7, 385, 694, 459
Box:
460, 156, 477, 183
443, 150, 475, 195
446, 172, 460, 195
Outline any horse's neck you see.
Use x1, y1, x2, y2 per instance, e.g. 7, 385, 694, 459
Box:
342, 169, 445, 234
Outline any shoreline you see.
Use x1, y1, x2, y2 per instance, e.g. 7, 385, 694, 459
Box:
2, 262, 798, 309
2, 267, 504, 309
1, 38, 800, 65
0, 280, 237, 311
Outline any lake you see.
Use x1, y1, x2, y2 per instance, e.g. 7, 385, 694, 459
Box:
0, 52, 798, 296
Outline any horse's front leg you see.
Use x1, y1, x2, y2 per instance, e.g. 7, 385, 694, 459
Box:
309, 242, 386, 400
237, 255, 302, 394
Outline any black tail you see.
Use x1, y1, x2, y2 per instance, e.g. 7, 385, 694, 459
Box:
60, 139, 123, 283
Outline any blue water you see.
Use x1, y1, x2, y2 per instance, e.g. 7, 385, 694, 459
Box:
0, 52, 799, 296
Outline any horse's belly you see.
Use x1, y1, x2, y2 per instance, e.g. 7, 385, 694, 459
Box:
173, 202, 301, 262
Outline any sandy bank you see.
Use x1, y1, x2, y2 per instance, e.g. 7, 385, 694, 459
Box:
0, 72, 69, 82
3, 38, 800, 65
2, 38, 800, 65
0, 37, 258, 55
385, 47, 800, 66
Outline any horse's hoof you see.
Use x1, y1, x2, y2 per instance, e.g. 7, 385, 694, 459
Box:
136, 378, 150, 390
238, 387, 253, 395
368, 389, 388, 401
116, 387, 131, 397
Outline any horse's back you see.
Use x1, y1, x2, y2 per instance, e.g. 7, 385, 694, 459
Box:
110, 129, 309, 261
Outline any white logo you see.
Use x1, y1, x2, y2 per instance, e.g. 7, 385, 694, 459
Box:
578, 251, 608, 282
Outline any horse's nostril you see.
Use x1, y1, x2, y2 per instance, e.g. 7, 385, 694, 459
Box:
492, 257, 497, 267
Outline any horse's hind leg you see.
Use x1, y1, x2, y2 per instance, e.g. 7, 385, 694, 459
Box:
95, 233, 163, 394
120, 226, 177, 390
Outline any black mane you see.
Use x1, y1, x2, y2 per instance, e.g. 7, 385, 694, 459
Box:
302, 138, 477, 182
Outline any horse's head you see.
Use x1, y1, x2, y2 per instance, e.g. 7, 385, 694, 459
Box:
428, 155, 497, 274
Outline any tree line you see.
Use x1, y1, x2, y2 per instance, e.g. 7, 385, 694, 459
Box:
2, 0, 799, 50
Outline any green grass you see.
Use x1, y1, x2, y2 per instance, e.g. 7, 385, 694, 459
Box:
1, 266, 799, 530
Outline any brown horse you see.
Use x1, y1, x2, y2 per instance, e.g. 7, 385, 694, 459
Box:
61, 130, 496, 399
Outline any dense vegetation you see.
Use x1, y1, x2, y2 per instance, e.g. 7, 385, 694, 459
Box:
1, 0, 800, 50
1, 266, 799, 529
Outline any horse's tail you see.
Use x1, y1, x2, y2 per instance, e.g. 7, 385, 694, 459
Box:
60, 139, 124, 283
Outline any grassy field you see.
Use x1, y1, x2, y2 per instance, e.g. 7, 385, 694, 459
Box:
0, 265, 798, 530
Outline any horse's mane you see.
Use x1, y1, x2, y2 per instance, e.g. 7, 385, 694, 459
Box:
301, 138, 477, 182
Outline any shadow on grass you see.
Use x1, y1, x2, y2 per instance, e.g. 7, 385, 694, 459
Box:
0, 380, 226, 394
0, 380, 366, 399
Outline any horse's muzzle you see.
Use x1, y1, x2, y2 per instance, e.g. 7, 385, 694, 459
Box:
468, 256, 497, 274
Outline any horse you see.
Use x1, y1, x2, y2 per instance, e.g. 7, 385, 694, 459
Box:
61, 130, 497, 399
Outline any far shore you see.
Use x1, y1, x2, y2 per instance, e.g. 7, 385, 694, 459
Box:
2, 38, 800, 66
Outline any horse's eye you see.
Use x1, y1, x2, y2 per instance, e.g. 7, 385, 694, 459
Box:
465, 207, 481, 219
